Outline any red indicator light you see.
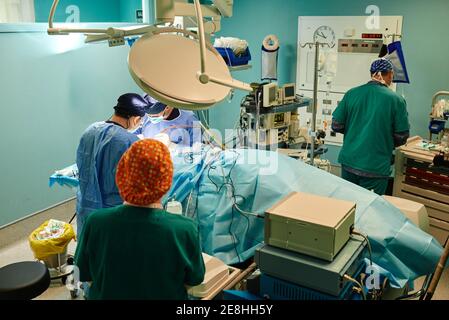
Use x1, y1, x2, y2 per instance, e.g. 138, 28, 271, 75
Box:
362, 33, 383, 39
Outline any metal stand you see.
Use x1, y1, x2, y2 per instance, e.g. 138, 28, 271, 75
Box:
300, 41, 334, 166
255, 90, 262, 149
384, 33, 402, 43
423, 236, 449, 300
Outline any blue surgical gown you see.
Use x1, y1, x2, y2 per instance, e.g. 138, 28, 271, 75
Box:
76, 122, 139, 235
140, 110, 200, 147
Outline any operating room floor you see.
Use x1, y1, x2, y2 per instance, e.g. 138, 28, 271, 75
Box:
0, 204, 448, 300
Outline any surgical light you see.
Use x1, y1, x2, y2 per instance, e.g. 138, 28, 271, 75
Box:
47, 0, 253, 110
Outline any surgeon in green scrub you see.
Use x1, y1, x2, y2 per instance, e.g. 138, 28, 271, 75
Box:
75, 139, 205, 300
331, 58, 410, 195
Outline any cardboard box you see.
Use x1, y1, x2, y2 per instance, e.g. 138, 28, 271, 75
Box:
265, 192, 356, 261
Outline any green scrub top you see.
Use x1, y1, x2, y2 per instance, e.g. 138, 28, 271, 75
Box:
332, 81, 409, 176
74, 205, 205, 300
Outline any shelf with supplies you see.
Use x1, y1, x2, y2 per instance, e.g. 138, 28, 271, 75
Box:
242, 97, 312, 115
393, 136, 449, 245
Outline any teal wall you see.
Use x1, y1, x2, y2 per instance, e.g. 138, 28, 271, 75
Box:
0, 27, 143, 227
120, 0, 143, 23
211, 0, 449, 164
34, 0, 122, 23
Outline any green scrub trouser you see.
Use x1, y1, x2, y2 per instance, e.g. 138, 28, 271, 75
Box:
341, 168, 389, 196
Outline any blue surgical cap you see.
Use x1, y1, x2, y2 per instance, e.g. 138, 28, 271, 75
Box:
114, 93, 147, 117
370, 58, 394, 73
143, 94, 167, 115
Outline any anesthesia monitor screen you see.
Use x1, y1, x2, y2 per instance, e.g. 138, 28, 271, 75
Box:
284, 86, 295, 98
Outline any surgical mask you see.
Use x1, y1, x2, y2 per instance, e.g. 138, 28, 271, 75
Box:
371, 72, 392, 88
149, 116, 164, 124
127, 117, 142, 132
128, 126, 140, 133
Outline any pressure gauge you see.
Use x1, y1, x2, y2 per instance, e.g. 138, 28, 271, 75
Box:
313, 26, 336, 47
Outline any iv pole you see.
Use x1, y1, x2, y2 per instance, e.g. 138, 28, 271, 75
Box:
300, 41, 334, 166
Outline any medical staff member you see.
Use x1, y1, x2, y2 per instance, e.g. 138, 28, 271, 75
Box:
75, 139, 205, 300
139, 95, 200, 147
331, 59, 410, 195
76, 93, 147, 236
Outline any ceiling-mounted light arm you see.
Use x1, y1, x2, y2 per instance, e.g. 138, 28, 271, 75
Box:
207, 75, 252, 91
84, 25, 158, 44
193, 0, 252, 92
48, 0, 156, 40
48, 0, 109, 35
212, 0, 233, 18
48, 0, 57, 29
194, 0, 208, 77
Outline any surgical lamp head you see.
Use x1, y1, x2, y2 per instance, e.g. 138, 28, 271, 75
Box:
48, 0, 252, 111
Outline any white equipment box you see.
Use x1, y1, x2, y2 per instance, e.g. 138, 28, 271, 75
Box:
265, 192, 356, 261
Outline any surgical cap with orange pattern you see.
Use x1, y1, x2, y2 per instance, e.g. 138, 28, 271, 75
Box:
116, 139, 173, 206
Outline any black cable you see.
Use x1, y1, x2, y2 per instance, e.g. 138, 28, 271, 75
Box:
183, 152, 194, 164
205, 149, 266, 263
208, 150, 264, 260
234, 206, 265, 246
237, 204, 251, 238
220, 154, 242, 263
229, 202, 241, 264
69, 212, 76, 225
207, 164, 221, 191
351, 230, 373, 267
208, 152, 247, 261
204, 158, 240, 263
225, 152, 263, 220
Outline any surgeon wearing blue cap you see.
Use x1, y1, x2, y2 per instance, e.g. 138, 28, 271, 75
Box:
331, 59, 410, 195
138, 95, 200, 147
75, 93, 147, 236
